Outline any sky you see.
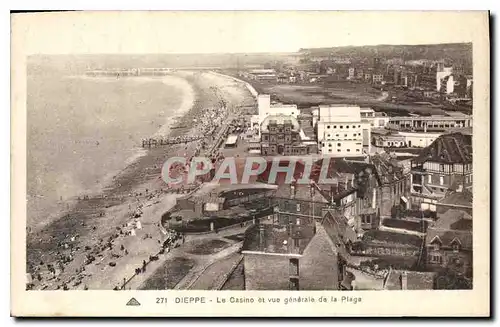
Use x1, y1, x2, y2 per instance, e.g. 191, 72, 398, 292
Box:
12, 11, 486, 55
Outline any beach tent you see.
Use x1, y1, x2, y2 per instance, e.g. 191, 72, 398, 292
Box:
130, 229, 136, 236
136, 221, 142, 230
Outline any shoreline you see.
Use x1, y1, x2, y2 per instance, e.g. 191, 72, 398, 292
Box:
27, 73, 197, 232
26, 71, 256, 290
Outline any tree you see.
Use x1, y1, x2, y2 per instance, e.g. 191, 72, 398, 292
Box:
435, 269, 472, 290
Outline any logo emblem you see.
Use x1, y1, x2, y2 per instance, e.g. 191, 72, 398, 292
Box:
126, 297, 141, 306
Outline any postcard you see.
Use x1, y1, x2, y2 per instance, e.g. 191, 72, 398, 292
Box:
11, 11, 490, 317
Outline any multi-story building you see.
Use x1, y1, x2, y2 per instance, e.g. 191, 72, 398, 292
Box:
260, 114, 317, 156
251, 94, 299, 133
348, 67, 356, 80
241, 183, 339, 290
316, 105, 369, 157
410, 132, 473, 207
436, 66, 453, 92
426, 191, 472, 277
372, 73, 384, 84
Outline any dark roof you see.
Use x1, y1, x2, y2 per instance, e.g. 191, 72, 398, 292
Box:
384, 270, 436, 290
362, 230, 423, 248
426, 206, 472, 249
370, 154, 406, 185
413, 133, 472, 164
434, 209, 472, 230
242, 223, 315, 255
438, 191, 473, 208
310, 158, 380, 185
426, 229, 472, 250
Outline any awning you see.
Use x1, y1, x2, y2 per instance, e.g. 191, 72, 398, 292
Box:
401, 196, 408, 203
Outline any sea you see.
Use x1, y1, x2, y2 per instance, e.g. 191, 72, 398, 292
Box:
27, 64, 192, 228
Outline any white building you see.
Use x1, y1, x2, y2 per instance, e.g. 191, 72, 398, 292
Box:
397, 131, 442, 148
360, 107, 390, 128
436, 66, 453, 92
251, 94, 299, 134
316, 105, 370, 157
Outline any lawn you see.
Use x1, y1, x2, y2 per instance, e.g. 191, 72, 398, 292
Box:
139, 257, 195, 290
185, 239, 230, 255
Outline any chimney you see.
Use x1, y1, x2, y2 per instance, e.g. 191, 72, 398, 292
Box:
400, 271, 408, 290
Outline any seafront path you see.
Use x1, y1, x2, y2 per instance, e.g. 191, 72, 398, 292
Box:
103, 71, 256, 290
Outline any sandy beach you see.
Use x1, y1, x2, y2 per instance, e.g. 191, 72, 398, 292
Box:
26, 71, 256, 290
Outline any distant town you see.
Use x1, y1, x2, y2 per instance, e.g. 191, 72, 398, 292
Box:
28, 43, 473, 291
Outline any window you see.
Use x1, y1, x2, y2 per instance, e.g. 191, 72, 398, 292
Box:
327, 125, 331, 129
353, 133, 357, 137
337, 143, 341, 147
362, 215, 372, 224
337, 149, 341, 152
356, 149, 360, 152
452, 243, 460, 253
346, 125, 349, 129
328, 143, 332, 147
429, 255, 443, 264
327, 134, 331, 138
358, 125, 361, 128
359, 133, 361, 136
344, 134, 348, 137
329, 149, 332, 153
347, 149, 351, 152
340, 125, 343, 129
439, 164, 445, 172
333, 125, 337, 129
289, 258, 299, 276
428, 175, 432, 184
289, 277, 299, 290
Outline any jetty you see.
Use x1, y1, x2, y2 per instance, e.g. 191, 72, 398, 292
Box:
141, 135, 205, 148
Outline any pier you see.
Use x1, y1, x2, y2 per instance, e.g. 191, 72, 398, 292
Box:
86, 68, 176, 77
141, 135, 205, 148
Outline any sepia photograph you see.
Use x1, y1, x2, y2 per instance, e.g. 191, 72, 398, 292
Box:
10, 10, 490, 317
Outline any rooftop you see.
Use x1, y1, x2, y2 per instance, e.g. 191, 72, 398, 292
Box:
242, 223, 315, 255
413, 132, 472, 165
438, 191, 473, 208
384, 270, 436, 290
361, 230, 423, 248
260, 114, 301, 132
275, 183, 329, 204
426, 229, 472, 250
